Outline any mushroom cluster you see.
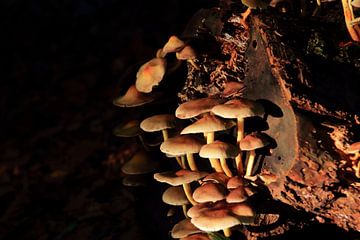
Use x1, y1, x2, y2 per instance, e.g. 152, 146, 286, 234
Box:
112, 35, 278, 239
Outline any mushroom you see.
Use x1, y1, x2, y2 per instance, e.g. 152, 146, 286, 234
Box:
211, 98, 265, 174
135, 58, 166, 93
346, 142, 360, 178
171, 219, 203, 239
154, 169, 208, 205
163, 186, 190, 217
352, 0, 360, 8
162, 35, 186, 56
199, 141, 239, 177
341, 0, 360, 41
121, 150, 158, 175
181, 116, 236, 172
202, 172, 230, 186
180, 233, 210, 240
140, 114, 176, 141
175, 97, 226, 120
226, 187, 248, 203
160, 135, 204, 171
113, 85, 158, 107
192, 182, 228, 203
240, 132, 270, 179
176, 45, 199, 70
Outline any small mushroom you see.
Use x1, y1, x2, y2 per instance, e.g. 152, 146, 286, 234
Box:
240, 132, 270, 178
180, 233, 210, 240
239, 0, 270, 29
160, 135, 204, 171
162, 35, 186, 56
176, 45, 199, 70
171, 219, 203, 238
199, 141, 238, 177
202, 172, 230, 186
113, 85, 158, 107
135, 58, 166, 93
352, 0, 360, 8
193, 182, 228, 203
163, 186, 190, 217
140, 114, 176, 141
226, 187, 248, 203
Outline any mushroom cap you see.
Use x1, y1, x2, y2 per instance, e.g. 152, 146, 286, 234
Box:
176, 45, 196, 60
227, 176, 245, 189
122, 175, 147, 187
193, 182, 228, 203
180, 234, 210, 240
160, 135, 204, 156
163, 35, 186, 54
181, 115, 236, 135
113, 119, 141, 137
154, 169, 208, 186
113, 85, 157, 107
135, 58, 166, 93
239, 132, 270, 151
187, 201, 227, 218
121, 150, 158, 175
226, 186, 248, 203
190, 202, 255, 231
259, 172, 278, 185
351, 0, 360, 8
221, 81, 246, 98
211, 98, 265, 119
140, 114, 176, 132
202, 172, 229, 186
346, 142, 360, 154
162, 186, 189, 206
176, 97, 225, 119
241, 0, 270, 9
199, 140, 239, 159
171, 219, 202, 238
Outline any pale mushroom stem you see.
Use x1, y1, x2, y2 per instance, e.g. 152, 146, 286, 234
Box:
188, 59, 200, 70
236, 118, 245, 175
186, 153, 198, 171
182, 205, 188, 218
223, 228, 232, 237
161, 129, 169, 141
182, 183, 197, 205
245, 150, 256, 177
181, 155, 187, 169
341, 0, 360, 41
240, 8, 252, 30
220, 158, 233, 177
175, 156, 183, 168
207, 132, 223, 173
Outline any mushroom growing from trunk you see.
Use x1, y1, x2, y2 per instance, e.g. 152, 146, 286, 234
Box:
163, 186, 190, 217
160, 135, 204, 171
135, 58, 167, 93
176, 45, 199, 70
175, 97, 226, 120
239, 132, 270, 179
239, 0, 270, 29
199, 141, 239, 177
211, 98, 265, 174
161, 35, 186, 57
181, 115, 236, 172
171, 219, 203, 238
140, 114, 176, 141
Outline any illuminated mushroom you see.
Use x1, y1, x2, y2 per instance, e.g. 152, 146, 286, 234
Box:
240, 132, 270, 179
163, 186, 190, 217
135, 58, 166, 93
180, 233, 210, 240
199, 141, 238, 177
193, 182, 228, 203
160, 135, 204, 171
239, 0, 270, 30
202, 172, 230, 186
140, 114, 176, 141
175, 97, 226, 120
162, 35, 186, 56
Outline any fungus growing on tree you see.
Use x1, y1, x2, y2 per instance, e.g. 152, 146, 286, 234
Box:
135, 58, 167, 93
140, 114, 176, 141
113, 85, 158, 107
171, 219, 203, 239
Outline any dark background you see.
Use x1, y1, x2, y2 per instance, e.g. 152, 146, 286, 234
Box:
0, 1, 214, 239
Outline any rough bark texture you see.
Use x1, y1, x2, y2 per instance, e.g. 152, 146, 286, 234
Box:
178, 5, 360, 236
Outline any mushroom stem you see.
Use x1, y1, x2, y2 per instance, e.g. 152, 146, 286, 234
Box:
182, 183, 197, 205
236, 117, 245, 175
245, 150, 256, 177
175, 156, 183, 168
240, 8, 251, 30
181, 155, 187, 169
355, 161, 360, 178
186, 153, 198, 171
206, 132, 223, 172
341, 0, 360, 41
188, 59, 200, 70
182, 204, 188, 218
220, 157, 233, 177
223, 228, 232, 237
161, 129, 169, 141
